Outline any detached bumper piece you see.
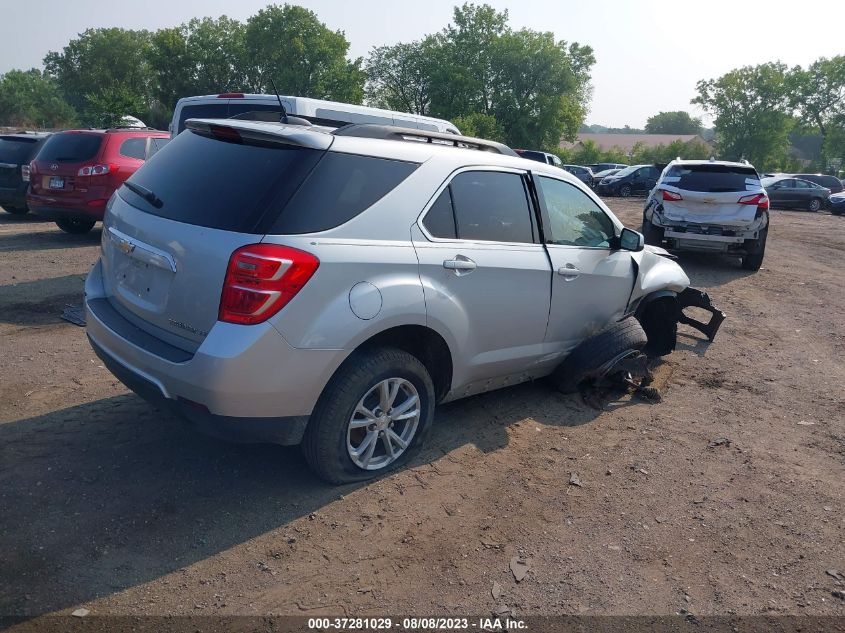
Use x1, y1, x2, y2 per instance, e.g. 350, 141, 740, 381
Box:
677, 287, 726, 341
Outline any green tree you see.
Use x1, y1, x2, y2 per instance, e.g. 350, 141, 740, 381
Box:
0, 69, 76, 127
244, 4, 364, 102
148, 17, 248, 112
692, 62, 793, 170
788, 56, 845, 171
44, 28, 152, 125
84, 86, 146, 128
451, 112, 504, 141
365, 39, 439, 115
644, 110, 702, 135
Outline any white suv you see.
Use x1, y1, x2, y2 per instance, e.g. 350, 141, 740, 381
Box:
642, 159, 769, 271
85, 120, 723, 483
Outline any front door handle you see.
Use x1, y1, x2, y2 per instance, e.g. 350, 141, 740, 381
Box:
558, 264, 580, 281
443, 255, 477, 275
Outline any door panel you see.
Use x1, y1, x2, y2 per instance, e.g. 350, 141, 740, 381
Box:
534, 175, 635, 353
412, 227, 552, 387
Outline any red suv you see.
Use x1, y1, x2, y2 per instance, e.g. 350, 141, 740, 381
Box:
27, 128, 169, 233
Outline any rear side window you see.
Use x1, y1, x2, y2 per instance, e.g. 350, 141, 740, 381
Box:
0, 137, 41, 164
271, 153, 418, 234
119, 137, 146, 160
664, 164, 759, 192
448, 171, 535, 243
122, 130, 324, 233
37, 133, 102, 162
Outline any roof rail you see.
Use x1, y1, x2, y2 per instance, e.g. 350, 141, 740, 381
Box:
332, 124, 518, 157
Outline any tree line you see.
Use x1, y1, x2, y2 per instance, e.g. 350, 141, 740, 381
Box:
0, 2, 842, 173
0, 3, 594, 150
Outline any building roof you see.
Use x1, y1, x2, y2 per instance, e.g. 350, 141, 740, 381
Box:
560, 133, 709, 152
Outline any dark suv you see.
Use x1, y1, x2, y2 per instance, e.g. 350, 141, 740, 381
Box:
0, 132, 51, 215
789, 173, 843, 195
27, 128, 169, 233
596, 164, 661, 197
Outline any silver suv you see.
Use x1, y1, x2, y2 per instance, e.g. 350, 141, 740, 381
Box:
643, 159, 769, 271
85, 119, 717, 483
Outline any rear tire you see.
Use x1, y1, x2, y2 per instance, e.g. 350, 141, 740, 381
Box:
641, 217, 664, 246
741, 225, 768, 271
620, 184, 632, 198
56, 218, 95, 234
3, 206, 28, 215
808, 197, 822, 212
549, 318, 648, 394
302, 347, 435, 484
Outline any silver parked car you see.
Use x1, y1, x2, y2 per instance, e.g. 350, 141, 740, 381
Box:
85, 119, 720, 483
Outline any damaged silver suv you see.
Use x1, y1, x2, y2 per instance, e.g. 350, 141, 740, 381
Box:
642, 159, 769, 271
85, 119, 723, 483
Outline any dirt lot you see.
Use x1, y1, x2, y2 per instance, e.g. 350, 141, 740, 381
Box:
1, 199, 844, 623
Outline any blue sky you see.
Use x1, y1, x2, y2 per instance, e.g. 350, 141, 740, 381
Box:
1, 0, 842, 127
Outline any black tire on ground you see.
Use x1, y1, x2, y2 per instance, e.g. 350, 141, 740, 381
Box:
808, 197, 822, 212
55, 218, 96, 234
302, 346, 435, 484
641, 217, 664, 246
741, 224, 768, 271
619, 184, 632, 197
549, 317, 648, 394
3, 206, 29, 215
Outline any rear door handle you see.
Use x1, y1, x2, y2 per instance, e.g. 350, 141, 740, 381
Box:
558, 264, 580, 280
443, 256, 477, 275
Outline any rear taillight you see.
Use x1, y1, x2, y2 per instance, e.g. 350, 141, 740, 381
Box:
738, 193, 769, 210
78, 163, 118, 177
29, 161, 37, 176
21, 164, 30, 182
219, 244, 319, 325
662, 190, 683, 201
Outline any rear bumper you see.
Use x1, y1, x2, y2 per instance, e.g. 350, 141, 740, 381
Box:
0, 184, 27, 208
27, 192, 108, 221
84, 258, 348, 444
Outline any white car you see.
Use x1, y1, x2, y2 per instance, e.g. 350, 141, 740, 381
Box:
642, 159, 769, 271
169, 93, 460, 138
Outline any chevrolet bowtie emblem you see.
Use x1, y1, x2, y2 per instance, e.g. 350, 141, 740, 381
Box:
118, 239, 135, 254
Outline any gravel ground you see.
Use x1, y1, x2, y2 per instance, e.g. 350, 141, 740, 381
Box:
1, 198, 844, 623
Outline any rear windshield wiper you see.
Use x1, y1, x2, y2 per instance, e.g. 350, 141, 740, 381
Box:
123, 181, 163, 208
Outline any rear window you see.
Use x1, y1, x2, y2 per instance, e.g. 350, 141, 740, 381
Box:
516, 150, 546, 163
663, 164, 759, 192
0, 137, 41, 164
122, 130, 324, 232
37, 133, 102, 163
122, 130, 418, 234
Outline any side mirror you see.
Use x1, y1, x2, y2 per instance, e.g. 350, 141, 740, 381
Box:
618, 227, 644, 252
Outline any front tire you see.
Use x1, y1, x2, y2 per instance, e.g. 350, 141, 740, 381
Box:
3, 206, 29, 215
549, 318, 648, 393
56, 218, 96, 234
808, 197, 822, 212
619, 184, 632, 198
302, 347, 435, 484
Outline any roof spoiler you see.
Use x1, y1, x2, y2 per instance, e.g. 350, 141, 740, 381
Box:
333, 124, 518, 157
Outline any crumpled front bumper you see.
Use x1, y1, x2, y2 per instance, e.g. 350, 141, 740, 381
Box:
676, 287, 726, 341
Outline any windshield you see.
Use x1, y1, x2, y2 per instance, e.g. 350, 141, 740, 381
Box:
37, 133, 102, 162
663, 164, 758, 193
0, 137, 41, 164
612, 165, 642, 178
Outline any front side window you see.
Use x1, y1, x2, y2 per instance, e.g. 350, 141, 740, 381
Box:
539, 176, 616, 248
448, 171, 535, 243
